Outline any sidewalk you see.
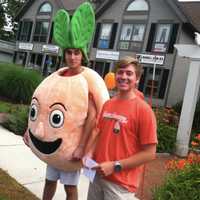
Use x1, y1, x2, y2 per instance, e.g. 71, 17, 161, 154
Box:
0, 125, 172, 200
0, 126, 89, 200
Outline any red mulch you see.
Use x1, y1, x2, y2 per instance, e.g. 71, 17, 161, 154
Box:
136, 154, 174, 200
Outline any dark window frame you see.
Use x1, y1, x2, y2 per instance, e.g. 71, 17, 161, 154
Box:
118, 21, 146, 52
29, 53, 44, 69
140, 66, 169, 99
146, 23, 179, 54
90, 60, 111, 78
37, 1, 52, 15
98, 23, 113, 49
33, 20, 50, 43
18, 20, 33, 42
151, 23, 173, 53
124, 0, 150, 15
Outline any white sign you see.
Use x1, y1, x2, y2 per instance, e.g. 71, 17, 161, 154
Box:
42, 45, 59, 54
153, 43, 167, 53
136, 54, 165, 65
19, 42, 33, 51
96, 50, 119, 60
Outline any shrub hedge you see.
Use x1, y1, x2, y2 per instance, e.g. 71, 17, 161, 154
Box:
173, 100, 200, 131
157, 122, 177, 153
0, 63, 43, 104
2, 106, 28, 136
0, 101, 28, 136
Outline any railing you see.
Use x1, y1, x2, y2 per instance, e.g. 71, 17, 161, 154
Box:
0, 40, 16, 53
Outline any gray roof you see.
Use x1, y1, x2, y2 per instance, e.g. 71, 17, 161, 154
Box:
15, 0, 91, 21
60, 0, 89, 11
15, 0, 200, 32
178, 2, 200, 32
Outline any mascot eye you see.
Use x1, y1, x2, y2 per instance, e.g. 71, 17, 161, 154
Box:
49, 110, 64, 128
30, 104, 38, 121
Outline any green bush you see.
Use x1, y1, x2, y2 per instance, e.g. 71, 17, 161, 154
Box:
0, 101, 12, 113
0, 63, 43, 104
157, 122, 177, 153
2, 105, 29, 136
173, 100, 200, 130
0, 100, 24, 113
172, 101, 183, 114
153, 163, 200, 200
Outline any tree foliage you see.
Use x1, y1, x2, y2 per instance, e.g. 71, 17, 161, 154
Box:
0, 0, 27, 41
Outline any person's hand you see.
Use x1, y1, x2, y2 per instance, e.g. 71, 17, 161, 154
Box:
72, 146, 84, 160
93, 161, 115, 177
23, 130, 29, 147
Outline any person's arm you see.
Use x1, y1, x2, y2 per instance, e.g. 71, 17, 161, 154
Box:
94, 144, 156, 177
83, 126, 99, 158
72, 97, 97, 160
83, 100, 106, 158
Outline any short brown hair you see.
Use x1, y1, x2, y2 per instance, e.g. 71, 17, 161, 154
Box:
115, 56, 143, 78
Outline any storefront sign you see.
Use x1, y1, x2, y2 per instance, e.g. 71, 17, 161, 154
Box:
136, 54, 165, 65
18, 42, 33, 51
96, 50, 119, 61
42, 45, 59, 54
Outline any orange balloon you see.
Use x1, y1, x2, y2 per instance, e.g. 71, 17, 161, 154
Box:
104, 72, 116, 90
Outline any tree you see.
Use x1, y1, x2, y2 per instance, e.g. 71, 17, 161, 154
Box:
0, 2, 6, 38
0, 0, 27, 41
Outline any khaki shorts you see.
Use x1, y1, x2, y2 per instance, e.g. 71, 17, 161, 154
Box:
87, 175, 139, 200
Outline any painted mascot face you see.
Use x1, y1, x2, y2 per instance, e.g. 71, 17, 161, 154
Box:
27, 71, 88, 171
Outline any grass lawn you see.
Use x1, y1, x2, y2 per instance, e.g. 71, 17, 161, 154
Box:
0, 168, 39, 200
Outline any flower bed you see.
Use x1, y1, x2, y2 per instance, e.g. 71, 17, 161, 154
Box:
153, 134, 200, 200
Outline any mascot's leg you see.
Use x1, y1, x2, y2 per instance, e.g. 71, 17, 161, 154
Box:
42, 165, 59, 200
42, 179, 57, 200
64, 185, 78, 200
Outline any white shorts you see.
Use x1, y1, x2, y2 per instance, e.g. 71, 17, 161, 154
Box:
46, 165, 80, 186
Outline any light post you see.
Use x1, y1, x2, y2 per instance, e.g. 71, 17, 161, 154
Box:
174, 44, 200, 157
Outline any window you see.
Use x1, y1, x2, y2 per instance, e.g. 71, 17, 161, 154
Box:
98, 24, 112, 49
29, 53, 43, 69
118, 23, 145, 51
152, 24, 172, 53
146, 23, 179, 54
38, 2, 52, 13
127, 0, 149, 11
48, 22, 54, 43
90, 61, 110, 78
139, 67, 169, 99
33, 21, 49, 42
18, 21, 32, 41
43, 55, 61, 76
15, 52, 27, 65
93, 23, 118, 49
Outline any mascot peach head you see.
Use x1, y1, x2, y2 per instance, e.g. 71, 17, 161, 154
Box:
28, 71, 88, 170
26, 2, 110, 171
27, 67, 109, 171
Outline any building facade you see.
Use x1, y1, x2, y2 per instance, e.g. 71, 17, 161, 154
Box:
0, 40, 15, 63
14, 0, 200, 106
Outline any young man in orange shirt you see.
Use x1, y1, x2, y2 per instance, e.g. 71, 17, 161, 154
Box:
86, 56, 157, 200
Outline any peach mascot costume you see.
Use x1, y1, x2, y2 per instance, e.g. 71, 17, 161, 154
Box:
25, 2, 109, 171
